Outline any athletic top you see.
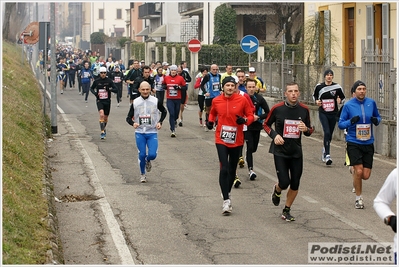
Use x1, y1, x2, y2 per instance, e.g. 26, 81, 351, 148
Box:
90, 77, 118, 101
312, 82, 346, 114
200, 73, 222, 99
263, 101, 313, 158
209, 93, 254, 148
247, 93, 270, 131
162, 75, 187, 100
338, 97, 381, 145
126, 95, 167, 134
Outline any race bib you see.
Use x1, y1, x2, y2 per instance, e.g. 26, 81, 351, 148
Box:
98, 88, 108, 100
283, 119, 300, 138
168, 85, 178, 97
212, 82, 220, 91
114, 76, 121, 83
322, 99, 335, 112
83, 72, 90, 78
220, 125, 237, 144
139, 114, 151, 125
356, 124, 371, 141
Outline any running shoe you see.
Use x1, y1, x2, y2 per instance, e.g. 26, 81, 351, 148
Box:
171, 131, 176, 138
325, 154, 332, 165
61, 89, 64, 94
249, 170, 257, 180
178, 120, 183, 127
100, 131, 106, 140
271, 184, 281, 206
145, 160, 152, 172
199, 119, 203, 126
238, 157, 245, 168
355, 197, 364, 209
233, 175, 241, 188
281, 207, 295, 221
140, 174, 147, 183
321, 147, 326, 162
222, 199, 232, 214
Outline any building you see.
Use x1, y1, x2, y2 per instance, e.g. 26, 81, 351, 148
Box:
304, 2, 397, 67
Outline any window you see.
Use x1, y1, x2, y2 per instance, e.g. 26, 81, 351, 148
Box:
117, 9, 122, 19
367, 3, 390, 52
99, 9, 104, 20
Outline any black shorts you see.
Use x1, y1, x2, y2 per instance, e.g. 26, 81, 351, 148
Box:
346, 142, 374, 169
96, 100, 111, 116
180, 88, 187, 104
205, 98, 214, 108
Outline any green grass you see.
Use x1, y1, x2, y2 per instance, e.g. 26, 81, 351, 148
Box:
2, 40, 53, 264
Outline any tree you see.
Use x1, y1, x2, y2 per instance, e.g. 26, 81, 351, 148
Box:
2, 3, 16, 41
267, 3, 303, 44
90, 32, 107, 44
214, 4, 237, 45
117, 37, 130, 48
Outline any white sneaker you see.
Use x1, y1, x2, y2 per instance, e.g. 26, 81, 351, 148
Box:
325, 154, 332, 165
249, 170, 257, 180
222, 199, 232, 214
355, 197, 364, 209
140, 174, 147, 183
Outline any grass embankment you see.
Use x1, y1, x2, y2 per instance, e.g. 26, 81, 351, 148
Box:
2, 40, 53, 264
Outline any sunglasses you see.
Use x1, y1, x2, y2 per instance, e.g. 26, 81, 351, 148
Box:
100, 72, 107, 74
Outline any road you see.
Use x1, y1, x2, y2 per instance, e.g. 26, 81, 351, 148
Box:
47, 84, 396, 265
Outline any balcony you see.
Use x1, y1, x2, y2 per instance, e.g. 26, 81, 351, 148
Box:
178, 3, 203, 16
138, 3, 161, 19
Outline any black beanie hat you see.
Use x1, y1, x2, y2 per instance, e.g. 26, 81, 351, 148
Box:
222, 76, 237, 87
351, 80, 366, 93
324, 69, 334, 77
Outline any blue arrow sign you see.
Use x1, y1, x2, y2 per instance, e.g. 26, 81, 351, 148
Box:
240, 35, 259, 54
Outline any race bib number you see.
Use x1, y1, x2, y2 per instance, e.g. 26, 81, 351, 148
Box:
139, 114, 151, 125
283, 119, 300, 138
114, 76, 121, 83
212, 82, 220, 91
168, 85, 178, 97
322, 99, 335, 112
356, 124, 371, 141
98, 88, 108, 100
83, 72, 90, 78
220, 125, 237, 144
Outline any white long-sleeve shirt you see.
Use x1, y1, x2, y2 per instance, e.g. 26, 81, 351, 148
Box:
373, 168, 397, 253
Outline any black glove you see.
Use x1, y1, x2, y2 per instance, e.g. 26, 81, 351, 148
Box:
370, 116, 379, 126
236, 115, 246, 125
389, 216, 397, 233
206, 121, 214, 130
350, 115, 360, 124
173, 85, 180, 90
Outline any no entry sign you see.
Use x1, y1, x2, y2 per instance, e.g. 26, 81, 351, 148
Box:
188, 38, 201, 53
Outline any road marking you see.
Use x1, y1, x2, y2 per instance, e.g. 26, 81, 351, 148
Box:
60, 113, 135, 265
302, 195, 319, 203
321, 207, 385, 243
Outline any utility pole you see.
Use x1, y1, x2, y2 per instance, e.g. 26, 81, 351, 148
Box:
50, 3, 57, 134
281, 23, 286, 99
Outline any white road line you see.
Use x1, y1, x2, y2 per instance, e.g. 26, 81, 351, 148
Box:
301, 195, 319, 203
61, 113, 135, 265
321, 207, 385, 243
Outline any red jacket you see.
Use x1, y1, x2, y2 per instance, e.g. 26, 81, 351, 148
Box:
209, 93, 254, 147
162, 75, 186, 100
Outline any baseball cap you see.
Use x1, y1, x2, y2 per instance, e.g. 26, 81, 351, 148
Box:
99, 67, 107, 73
162, 62, 169, 66
351, 80, 366, 93
249, 67, 256, 72
222, 76, 237, 87
169, 65, 178, 71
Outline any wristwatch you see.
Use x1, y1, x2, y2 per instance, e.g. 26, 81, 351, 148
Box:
384, 216, 391, 225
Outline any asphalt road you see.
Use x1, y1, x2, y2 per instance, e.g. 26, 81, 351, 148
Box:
47, 84, 397, 265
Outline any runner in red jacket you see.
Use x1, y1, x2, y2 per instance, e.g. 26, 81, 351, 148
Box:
206, 76, 254, 215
